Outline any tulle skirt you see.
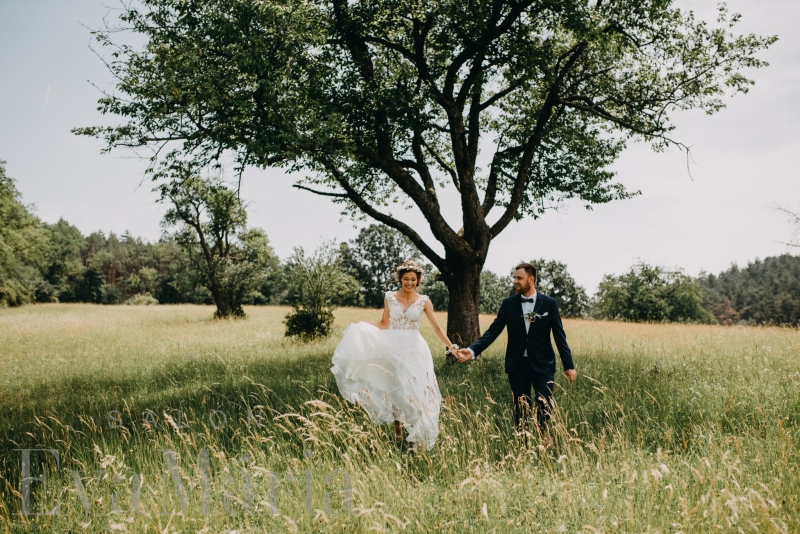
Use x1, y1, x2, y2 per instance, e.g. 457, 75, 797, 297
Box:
331, 322, 441, 450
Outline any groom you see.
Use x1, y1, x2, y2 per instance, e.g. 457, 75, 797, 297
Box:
456, 263, 576, 441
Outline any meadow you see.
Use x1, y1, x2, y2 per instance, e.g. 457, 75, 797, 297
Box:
0, 304, 799, 533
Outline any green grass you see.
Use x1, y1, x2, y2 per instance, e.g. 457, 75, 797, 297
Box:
1, 303, 799, 532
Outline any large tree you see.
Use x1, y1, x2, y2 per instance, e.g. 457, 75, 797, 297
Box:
76, 0, 774, 344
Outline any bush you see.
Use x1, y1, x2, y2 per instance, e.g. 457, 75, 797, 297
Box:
283, 241, 359, 340
101, 283, 123, 305
125, 293, 159, 305
34, 279, 59, 303
283, 309, 335, 341
0, 277, 30, 308
594, 262, 715, 323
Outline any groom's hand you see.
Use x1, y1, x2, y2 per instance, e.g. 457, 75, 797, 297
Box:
564, 369, 577, 384
455, 349, 472, 362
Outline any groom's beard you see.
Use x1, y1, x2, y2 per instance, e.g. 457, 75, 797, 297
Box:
515, 282, 532, 294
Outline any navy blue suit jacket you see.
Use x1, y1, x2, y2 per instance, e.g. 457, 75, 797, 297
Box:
468, 292, 574, 375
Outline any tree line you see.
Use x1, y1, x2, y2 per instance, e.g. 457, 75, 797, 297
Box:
3, 160, 798, 328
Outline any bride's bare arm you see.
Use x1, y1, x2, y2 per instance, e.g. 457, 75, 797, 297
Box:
423, 299, 458, 352
367, 298, 390, 329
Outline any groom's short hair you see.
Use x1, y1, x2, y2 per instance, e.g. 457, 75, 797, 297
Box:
515, 262, 537, 280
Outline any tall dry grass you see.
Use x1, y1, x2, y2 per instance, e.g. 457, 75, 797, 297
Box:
0, 304, 798, 532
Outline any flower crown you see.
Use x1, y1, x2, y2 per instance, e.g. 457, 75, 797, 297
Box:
394, 260, 425, 280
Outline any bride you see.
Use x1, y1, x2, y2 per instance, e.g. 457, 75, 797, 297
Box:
330, 260, 458, 450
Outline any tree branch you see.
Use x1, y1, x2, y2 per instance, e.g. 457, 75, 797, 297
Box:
559, 97, 662, 136
479, 82, 523, 111
411, 130, 438, 199
491, 42, 588, 237
482, 145, 522, 215
321, 160, 446, 270
420, 137, 459, 193
444, 0, 539, 99
292, 185, 348, 198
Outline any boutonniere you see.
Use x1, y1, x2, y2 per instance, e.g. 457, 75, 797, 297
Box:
522, 310, 548, 323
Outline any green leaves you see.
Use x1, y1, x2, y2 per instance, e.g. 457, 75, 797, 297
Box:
594, 262, 714, 323
76, 0, 775, 334
78, 0, 774, 232
158, 173, 277, 318
0, 160, 53, 307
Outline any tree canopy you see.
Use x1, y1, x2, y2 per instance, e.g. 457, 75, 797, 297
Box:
339, 224, 421, 307
76, 0, 775, 343
160, 175, 280, 318
701, 255, 800, 326
527, 258, 589, 318
594, 262, 714, 323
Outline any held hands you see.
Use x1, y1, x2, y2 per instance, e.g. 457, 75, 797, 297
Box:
455, 348, 472, 363
449, 345, 577, 375
446, 343, 472, 363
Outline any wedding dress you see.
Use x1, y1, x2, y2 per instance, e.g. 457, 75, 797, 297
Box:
331, 291, 442, 450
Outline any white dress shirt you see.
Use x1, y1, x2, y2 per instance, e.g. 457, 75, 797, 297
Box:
468, 290, 537, 359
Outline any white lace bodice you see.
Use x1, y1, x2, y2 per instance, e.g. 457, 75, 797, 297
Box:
386, 291, 428, 331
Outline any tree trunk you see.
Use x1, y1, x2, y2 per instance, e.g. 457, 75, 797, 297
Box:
208, 277, 231, 319
443, 259, 483, 355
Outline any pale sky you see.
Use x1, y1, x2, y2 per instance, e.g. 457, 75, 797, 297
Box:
1, 0, 798, 293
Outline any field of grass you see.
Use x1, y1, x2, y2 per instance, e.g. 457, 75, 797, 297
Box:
1, 303, 799, 532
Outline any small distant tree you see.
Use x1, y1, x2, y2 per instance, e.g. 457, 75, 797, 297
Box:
479, 270, 513, 314
41, 218, 86, 301
284, 241, 361, 340
159, 175, 276, 318
594, 262, 714, 323
340, 224, 421, 307
526, 258, 589, 318
420, 269, 450, 312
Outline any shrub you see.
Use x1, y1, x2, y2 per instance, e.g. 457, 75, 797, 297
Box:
101, 283, 124, 305
125, 293, 159, 305
594, 262, 715, 323
283, 309, 335, 341
283, 241, 358, 340
0, 277, 30, 308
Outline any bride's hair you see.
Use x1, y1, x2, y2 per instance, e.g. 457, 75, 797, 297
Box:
395, 259, 424, 286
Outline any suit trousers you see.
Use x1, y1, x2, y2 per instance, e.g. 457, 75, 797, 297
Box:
507, 357, 554, 434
